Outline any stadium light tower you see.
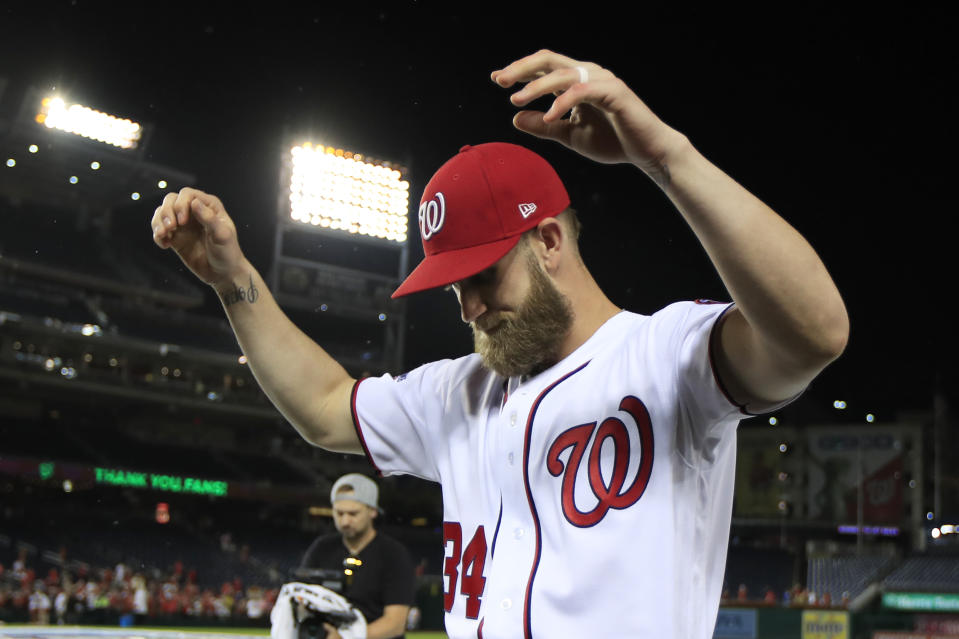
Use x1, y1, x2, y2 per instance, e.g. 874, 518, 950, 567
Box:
0, 84, 191, 214
288, 142, 410, 243
35, 96, 143, 150
270, 139, 412, 376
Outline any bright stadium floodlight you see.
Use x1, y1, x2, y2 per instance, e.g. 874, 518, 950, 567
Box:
35, 96, 142, 149
288, 142, 410, 244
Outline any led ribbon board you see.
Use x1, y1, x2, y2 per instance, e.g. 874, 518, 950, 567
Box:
95, 467, 228, 497
289, 143, 409, 243
882, 593, 959, 612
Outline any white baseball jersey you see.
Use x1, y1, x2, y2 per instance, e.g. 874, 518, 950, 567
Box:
351, 301, 748, 638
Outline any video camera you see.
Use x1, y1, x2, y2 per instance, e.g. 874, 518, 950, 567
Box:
290, 567, 347, 594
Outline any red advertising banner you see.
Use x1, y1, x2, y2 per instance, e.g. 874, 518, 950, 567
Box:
917, 617, 959, 635
844, 456, 903, 523
807, 426, 906, 524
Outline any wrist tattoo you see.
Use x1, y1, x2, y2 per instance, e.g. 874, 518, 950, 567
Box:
223, 274, 260, 307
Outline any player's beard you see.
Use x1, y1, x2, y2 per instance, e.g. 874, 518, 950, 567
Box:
472, 249, 573, 378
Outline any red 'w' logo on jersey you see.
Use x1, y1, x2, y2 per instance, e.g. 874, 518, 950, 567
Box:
546, 395, 654, 527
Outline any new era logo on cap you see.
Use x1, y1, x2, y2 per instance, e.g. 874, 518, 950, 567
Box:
518, 203, 537, 218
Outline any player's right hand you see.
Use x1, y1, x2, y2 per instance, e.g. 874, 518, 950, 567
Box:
492, 49, 686, 180
151, 187, 247, 288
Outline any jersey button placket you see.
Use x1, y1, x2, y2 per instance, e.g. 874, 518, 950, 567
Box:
489, 392, 533, 634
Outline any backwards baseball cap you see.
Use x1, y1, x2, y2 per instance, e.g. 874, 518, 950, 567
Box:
391, 142, 570, 298
330, 473, 381, 512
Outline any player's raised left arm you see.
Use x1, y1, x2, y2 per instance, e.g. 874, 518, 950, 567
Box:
656, 138, 849, 408
493, 50, 849, 407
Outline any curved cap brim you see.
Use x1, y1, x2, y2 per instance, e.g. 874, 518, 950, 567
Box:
391, 235, 523, 298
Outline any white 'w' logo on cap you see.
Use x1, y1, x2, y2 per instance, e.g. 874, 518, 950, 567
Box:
518, 203, 537, 218
419, 193, 447, 240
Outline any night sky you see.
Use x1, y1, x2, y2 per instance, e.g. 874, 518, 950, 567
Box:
1, 3, 954, 421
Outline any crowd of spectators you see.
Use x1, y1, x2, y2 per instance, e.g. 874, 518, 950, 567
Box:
720, 582, 851, 609
0, 547, 277, 626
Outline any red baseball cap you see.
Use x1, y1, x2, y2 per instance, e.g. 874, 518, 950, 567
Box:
391, 142, 570, 298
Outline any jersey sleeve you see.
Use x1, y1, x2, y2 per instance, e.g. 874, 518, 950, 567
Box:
648, 300, 802, 437
646, 301, 743, 434
351, 359, 457, 481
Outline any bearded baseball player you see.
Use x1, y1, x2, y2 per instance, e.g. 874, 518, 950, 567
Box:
152, 50, 849, 638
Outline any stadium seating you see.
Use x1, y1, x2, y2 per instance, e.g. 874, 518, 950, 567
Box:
0, 200, 203, 300
883, 554, 959, 592
807, 554, 896, 602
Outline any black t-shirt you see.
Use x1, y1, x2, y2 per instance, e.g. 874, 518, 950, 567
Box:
299, 532, 415, 638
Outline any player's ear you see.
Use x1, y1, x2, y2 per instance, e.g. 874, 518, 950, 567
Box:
533, 217, 564, 272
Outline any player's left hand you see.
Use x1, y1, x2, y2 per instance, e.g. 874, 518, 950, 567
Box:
491, 49, 686, 178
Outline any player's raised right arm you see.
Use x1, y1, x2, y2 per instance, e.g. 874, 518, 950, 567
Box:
150, 188, 362, 454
